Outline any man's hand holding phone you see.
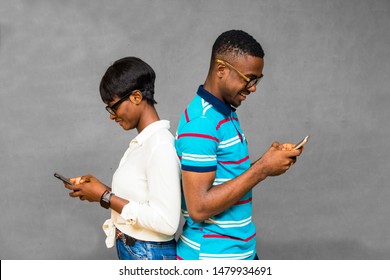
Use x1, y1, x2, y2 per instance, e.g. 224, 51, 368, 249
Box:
280, 135, 310, 151
274, 135, 309, 170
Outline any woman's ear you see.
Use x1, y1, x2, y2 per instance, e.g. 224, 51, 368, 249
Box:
129, 90, 143, 105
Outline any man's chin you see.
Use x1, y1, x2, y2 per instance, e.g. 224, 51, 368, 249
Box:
231, 102, 242, 109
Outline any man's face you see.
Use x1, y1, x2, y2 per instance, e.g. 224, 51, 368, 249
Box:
218, 55, 264, 108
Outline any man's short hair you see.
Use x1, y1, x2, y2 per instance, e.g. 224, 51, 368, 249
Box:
211, 30, 264, 61
100, 57, 157, 105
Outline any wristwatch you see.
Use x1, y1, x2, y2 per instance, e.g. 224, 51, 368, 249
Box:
100, 190, 114, 209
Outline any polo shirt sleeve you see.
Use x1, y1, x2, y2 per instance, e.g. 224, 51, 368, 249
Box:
176, 117, 219, 172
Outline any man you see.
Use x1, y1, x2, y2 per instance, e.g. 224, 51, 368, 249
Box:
175, 30, 303, 260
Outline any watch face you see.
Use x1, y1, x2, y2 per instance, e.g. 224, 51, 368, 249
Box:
100, 191, 112, 209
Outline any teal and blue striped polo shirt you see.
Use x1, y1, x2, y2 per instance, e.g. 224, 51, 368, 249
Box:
175, 85, 256, 260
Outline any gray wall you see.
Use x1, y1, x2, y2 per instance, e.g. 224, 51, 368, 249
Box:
1, 0, 389, 260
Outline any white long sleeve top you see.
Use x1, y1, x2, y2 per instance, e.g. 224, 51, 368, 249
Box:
102, 120, 181, 248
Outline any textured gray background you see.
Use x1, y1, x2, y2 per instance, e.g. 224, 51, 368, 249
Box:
1, 0, 389, 260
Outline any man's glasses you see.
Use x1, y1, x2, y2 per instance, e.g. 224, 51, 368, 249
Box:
216, 59, 263, 91
105, 89, 138, 116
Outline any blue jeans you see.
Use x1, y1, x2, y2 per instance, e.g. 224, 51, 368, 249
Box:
116, 237, 176, 260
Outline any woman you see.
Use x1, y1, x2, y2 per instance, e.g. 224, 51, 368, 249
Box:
64, 57, 181, 260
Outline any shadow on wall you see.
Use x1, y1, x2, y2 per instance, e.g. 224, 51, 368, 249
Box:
260, 239, 389, 260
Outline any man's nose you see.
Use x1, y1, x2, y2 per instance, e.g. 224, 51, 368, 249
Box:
248, 84, 257, 92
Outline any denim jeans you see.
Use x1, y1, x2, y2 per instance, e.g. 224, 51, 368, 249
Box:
116, 237, 176, 260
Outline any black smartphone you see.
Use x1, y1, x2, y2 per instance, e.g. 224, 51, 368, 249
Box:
54, 172, 73, 185
294, 135, 310, 150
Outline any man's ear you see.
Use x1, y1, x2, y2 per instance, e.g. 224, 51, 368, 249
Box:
129, 90, 143, 105
215, 61, 226, 79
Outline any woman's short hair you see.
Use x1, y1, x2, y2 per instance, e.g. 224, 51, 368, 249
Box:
100, 57, 157, 105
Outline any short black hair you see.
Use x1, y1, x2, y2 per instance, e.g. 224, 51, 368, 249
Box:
99, 57, 157, 105
211, 30, 264, 60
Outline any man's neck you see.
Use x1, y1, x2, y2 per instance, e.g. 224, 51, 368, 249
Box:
203, 78, 222, 102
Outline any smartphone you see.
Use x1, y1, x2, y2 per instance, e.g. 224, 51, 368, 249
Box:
54, 172, 73, 185
294, 135, 310, 150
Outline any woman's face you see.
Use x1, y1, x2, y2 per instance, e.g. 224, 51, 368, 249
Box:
106, 92, 141, 131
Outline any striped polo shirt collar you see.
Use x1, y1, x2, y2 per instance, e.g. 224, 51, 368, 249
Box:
197, 85, 236, 116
